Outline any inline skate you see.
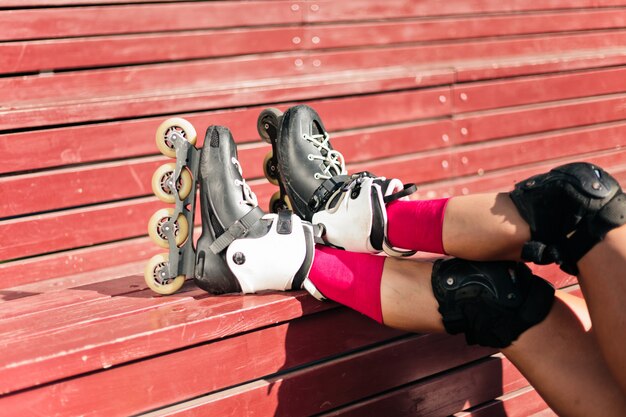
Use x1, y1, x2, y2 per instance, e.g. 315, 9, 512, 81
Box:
145, 119, 319, 296
258, 104, 417, 256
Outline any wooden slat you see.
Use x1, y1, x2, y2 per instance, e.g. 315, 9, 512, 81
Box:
452, 122, 626, 177
139, 334, 494, 417
306, 0, 626, 22
0, 289, 191, 341
0, 240, 158, 288
0, 66, 453, 130
311, 10, 626, 50
453, 66, 626, 113
0, 290, 331, 394
0, 309, 401, 415
0, 27, 303, 74
0, 1, 303, 41
322, 355, 528, 417
0, 198, 161, 260
5, 1, 625, 42
454, 94, 626, 144
314, 31, 626, 73
0, 158, 161, 218
455, 48, 626, 82
455, 386, 555, 417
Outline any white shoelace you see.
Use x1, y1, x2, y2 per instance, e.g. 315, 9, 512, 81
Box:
231, 157, 258, 206
303, 132, 347, 180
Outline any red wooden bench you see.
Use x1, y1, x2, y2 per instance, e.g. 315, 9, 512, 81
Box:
1, 1, 625, 415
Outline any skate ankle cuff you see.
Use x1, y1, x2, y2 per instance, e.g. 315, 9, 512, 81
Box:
209, 207, 265, 254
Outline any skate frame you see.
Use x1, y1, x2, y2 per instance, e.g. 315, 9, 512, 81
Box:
159, 131, 200, 283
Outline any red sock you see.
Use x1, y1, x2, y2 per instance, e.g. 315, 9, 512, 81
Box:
309, 246, 385, 323
386, 198, 449, 254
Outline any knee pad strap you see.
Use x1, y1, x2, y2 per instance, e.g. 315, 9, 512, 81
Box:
431, 258, 555, 348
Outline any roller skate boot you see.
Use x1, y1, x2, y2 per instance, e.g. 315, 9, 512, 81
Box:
145, 121, 320, 297
257, 104, 417, 256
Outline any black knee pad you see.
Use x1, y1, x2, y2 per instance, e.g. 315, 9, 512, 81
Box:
510, 162, 626, 274
431, 258, 555, 348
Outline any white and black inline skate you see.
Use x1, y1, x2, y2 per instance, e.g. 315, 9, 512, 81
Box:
258, 104, 417, 256
145, 119, 319, 297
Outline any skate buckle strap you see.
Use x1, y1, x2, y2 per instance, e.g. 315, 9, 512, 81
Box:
309, 175, 351, 211
209, 207, 265, 254
383, 183, 417, 204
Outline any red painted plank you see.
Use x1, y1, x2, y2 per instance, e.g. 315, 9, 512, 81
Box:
412, 148, 626, 199
306, 0, 626, 22
456, 386, 554, 417
0, 289, 192, 342
0, 158, 162, 217
456, 48, 626, 82
453, 66, 626, 113
0, 291, 330, 394
322, 355, 528, 417
0, 0, 171, 5
144, 334, 494, 417
0, 198, 162, 261
0, 309, 401, 416
0, 2, 304, 41
0, 240, 157, 289
0, 27, 304, 74
308, 9, 626, 51
0, 88, 451, 174
314, 31, 626, 73
0, 66, 453, 130
452, 122, 626, 177
454, 94, 626, 144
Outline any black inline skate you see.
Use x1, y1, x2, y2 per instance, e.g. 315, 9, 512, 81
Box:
145, 119, 319, 296
258, 104, 417, 256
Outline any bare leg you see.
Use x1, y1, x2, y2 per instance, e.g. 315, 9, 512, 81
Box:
442, 192, 626, 393
380, 257, 626, 416
577, 224, 626, 393
442, 193, 529, 261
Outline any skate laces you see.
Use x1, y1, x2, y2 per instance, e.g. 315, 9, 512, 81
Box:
303, 132, 346, 180
231, 157, 258, 207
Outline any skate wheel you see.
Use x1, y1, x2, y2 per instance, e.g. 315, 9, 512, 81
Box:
152, 163, 193, 203
269, 191, 292, 213
257, 108, 283, 143
262, 151, 280, 186
148, 208, 189, 249
156, 118, 197, 158
144, 253, 185, 295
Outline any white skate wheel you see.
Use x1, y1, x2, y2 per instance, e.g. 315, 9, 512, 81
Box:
148, 208, 189, 248
144, 253, 185, 295
152, 163, 193, 203
155, 117, 197, 158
